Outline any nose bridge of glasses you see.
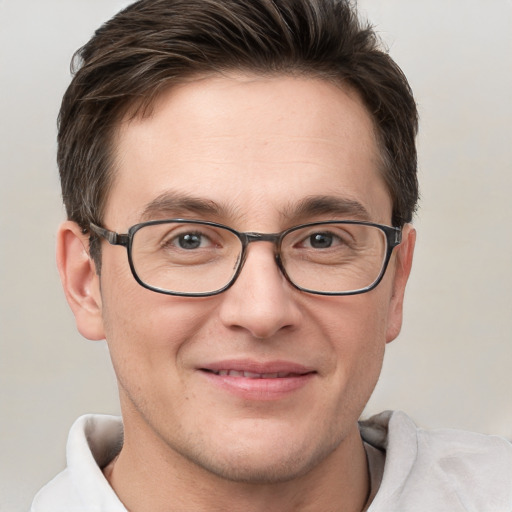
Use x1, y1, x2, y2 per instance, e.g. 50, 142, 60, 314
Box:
244, 232, 281, 244
237, 232, 282, 271
242, 232, 282, 257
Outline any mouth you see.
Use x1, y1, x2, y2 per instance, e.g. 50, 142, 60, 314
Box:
198, 361, 316, 400
202, 369, 310, 379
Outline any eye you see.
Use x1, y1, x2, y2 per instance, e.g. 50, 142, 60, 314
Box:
307, 232, 336, 249
299, 231, 347, 250
175, 232, 208, 250
157, 226, 217, 252
288, 225, 357, 253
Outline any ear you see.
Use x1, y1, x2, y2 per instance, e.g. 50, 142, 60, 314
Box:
56, 221, 105, 341
385, 224, 416, 343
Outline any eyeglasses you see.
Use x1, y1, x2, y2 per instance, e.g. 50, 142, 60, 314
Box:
89, 219, 401, 297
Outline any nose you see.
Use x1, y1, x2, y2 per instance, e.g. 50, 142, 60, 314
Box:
217, 243, 302, 339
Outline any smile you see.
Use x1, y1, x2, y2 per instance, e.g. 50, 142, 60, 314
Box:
205, 369, 306, 378
199, 361, 316, 400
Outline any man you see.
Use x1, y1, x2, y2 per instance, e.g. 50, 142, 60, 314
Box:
31, 0, 512, 510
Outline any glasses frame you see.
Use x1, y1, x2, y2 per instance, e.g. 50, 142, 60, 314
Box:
89, 219, 402, 297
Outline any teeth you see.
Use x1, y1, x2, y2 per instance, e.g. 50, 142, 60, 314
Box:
212, 370, 295, 378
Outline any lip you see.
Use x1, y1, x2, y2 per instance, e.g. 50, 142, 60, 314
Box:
198, 359, 316, 401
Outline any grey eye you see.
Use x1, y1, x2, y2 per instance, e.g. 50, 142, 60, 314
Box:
178, 233, 203, 249
309, 233, 333, 249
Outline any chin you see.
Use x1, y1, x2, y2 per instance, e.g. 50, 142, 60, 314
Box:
190, 449, 330, 485
174, 423, 343, 485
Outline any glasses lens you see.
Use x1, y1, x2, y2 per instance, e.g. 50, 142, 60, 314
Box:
131, 222, 242, 294
281, 223, 388, 293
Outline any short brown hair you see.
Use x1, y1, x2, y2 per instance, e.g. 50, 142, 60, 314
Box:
58, 0, 418, 262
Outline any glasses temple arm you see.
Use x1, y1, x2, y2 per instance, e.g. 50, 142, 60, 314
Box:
89, 223, 129, 246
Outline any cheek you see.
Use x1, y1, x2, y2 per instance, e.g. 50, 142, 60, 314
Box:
98, 256, 214, 375
310, 291, 390, 353
309, 292, 389, 394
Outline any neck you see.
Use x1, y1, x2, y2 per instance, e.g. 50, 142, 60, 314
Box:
105, 416, 370, 512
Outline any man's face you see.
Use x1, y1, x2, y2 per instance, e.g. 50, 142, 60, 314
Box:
81, 75, 413, 482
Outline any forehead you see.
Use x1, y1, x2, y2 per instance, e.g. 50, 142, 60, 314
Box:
108, 74, 391, 228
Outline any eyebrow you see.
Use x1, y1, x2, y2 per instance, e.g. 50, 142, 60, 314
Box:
140, 192, 231, 222
288, 195, 371, 222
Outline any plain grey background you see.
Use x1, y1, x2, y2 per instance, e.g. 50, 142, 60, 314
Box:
1, 1, 511, 510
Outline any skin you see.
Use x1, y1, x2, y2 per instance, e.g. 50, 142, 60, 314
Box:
57, 74, 416, 512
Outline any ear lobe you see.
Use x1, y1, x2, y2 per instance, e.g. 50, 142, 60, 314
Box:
56, 221, 105, 341
385, 224, 416, 344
